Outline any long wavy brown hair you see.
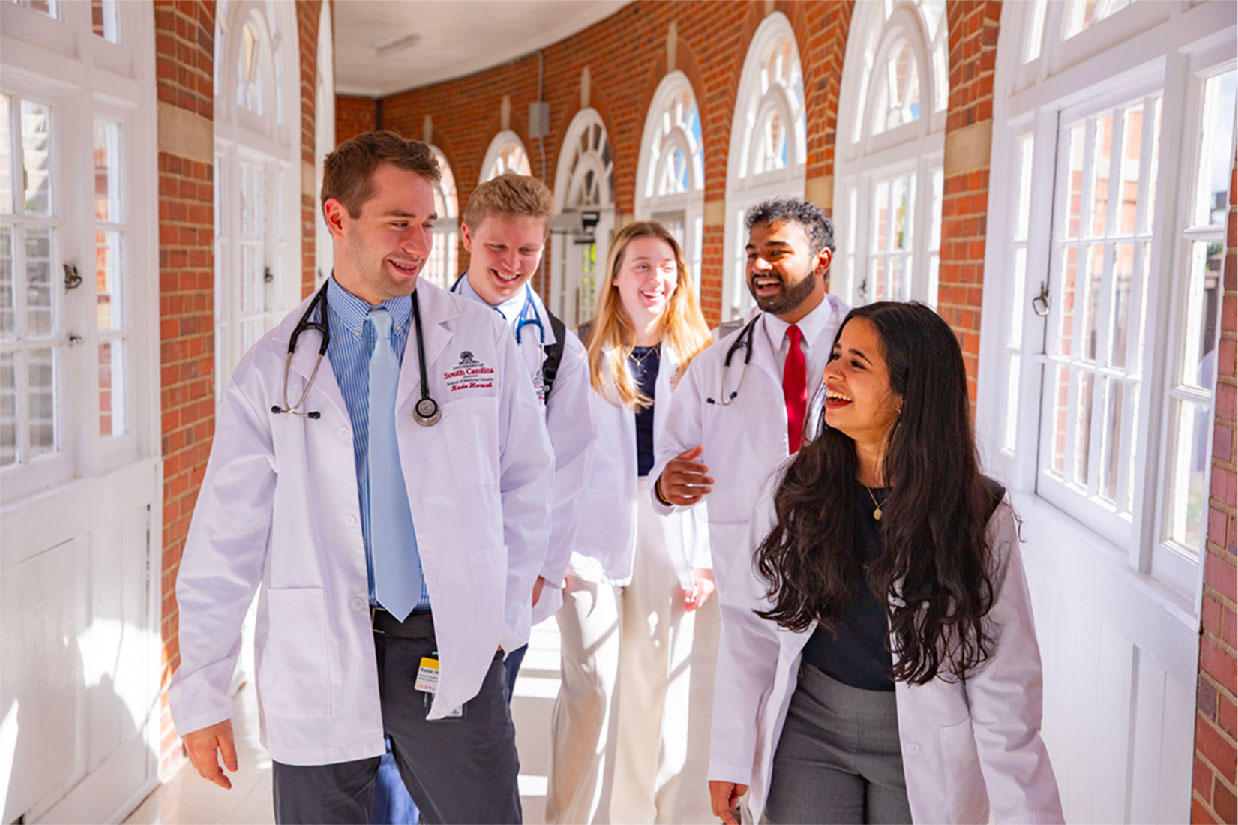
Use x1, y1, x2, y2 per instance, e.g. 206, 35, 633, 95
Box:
584, 221, 711, 409
755, 302, 1002, 684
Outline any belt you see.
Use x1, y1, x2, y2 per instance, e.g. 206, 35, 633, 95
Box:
371, 606, 436, 639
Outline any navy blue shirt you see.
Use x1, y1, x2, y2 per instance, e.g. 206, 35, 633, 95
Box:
629, 344, 660, 478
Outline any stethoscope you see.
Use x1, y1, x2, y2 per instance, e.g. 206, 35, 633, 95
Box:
705, 313, 828, 443
271, 280, 442, 426
450, 276, 545, 345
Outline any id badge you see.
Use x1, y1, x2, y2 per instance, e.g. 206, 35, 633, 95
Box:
417, 651, 464, 718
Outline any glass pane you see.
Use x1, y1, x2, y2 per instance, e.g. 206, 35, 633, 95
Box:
1004, 353, 1021, 453
9, 0, 59, 19
97, 230, 121, 330
93, 119, 121, 222
98, 340, 123, 437
1055, 245, 1079, 356
1166, 398, 1211, 554
892, 176, 910, 250
1015, 135, 1033, 241
0, 226, 12, 337
1050, 364, 1070, 476
1081, 244, 1104, 361
27, 346, 54, 457
1065, 123, 1085, 238
889, 257, 904, 301
20, 100, 52, 216
90, 0, 119, 42
1142, 96, 1161, 235
1117, 104, 1142, 235
1099, 377, 1124, 504
1108, 242, 1134, 369
1090, 114, 1113, 237
1180, 240, 1224, 391
25, 227, 52, 337
1194, 71, 1238, 229
873, 180, 890, 251
0, 94, 11, 214
1010, 248, 1027, 346
0, 352, 13, 465
1072, 370, 1094, 486
870, 257, 886, 301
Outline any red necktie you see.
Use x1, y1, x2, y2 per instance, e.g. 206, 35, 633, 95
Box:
784, 324, 806, 453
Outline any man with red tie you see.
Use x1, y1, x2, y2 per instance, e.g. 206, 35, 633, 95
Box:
650, 198, 849, 594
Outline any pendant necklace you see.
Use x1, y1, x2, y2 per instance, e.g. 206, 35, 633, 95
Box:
864, 484, 883, 521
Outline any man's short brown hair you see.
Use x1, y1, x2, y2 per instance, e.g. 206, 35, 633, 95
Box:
463, 173, 555, 232
321, 131, 441, 219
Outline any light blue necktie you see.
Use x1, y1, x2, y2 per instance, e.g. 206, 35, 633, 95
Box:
366, 309, 424, 621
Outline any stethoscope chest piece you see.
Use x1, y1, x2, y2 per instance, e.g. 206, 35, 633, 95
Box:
413, 396, 441, 427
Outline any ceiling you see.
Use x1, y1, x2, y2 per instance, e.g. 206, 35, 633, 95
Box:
333, 1, 632, 98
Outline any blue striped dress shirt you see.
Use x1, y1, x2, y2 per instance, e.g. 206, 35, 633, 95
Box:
325, 277, 431, 611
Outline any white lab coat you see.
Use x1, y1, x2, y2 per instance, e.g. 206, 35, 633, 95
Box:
167, 281, 554, 766
451, 276, 596, 623
709, 468, 1064, 824
650, 296, 849, 592
571, 343, 710, 590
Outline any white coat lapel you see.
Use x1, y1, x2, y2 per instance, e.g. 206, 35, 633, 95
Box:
282, 301, 348, 421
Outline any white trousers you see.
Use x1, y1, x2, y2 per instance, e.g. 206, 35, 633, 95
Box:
547, 480, 715, 824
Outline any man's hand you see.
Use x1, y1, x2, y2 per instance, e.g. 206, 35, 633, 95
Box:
658, 446, 714, 505
531, 575, 547, 607
183, 719, 238, 790
682, 567, 717, 611
709, 780, 748, 825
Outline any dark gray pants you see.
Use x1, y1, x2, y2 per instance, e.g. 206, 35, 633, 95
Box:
764, 664, 911, 825
272, 616, 521, 825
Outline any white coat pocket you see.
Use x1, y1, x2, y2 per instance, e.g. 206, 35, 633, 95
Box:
443, 396, 500, 487
257, 587, 333, 720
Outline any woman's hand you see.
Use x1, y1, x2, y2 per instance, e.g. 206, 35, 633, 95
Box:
658, 446, 714, 505
709, 780, 748, 825
682, 568, 716, 611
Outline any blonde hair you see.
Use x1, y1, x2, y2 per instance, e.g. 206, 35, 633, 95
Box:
585, 221, 711, 410
463, 173, 555, 231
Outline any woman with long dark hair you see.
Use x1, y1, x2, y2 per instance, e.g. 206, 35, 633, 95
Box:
707, 302, 1063, 824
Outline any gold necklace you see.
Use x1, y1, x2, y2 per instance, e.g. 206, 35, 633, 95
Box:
864, 484, 883, 521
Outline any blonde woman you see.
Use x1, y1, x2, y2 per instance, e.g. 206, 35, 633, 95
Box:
546, 222, 713, 824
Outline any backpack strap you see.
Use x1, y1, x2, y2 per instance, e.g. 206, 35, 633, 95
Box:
541, 310, 567, 400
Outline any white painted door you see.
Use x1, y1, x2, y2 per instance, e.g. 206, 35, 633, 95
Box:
0, 2, 161, 822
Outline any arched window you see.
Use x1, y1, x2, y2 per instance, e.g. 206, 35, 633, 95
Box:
424, 146, 458, 290
724, 12, 807, 321
213, 0, 300, 401
313, 1, 334, 287
834, 0, 947, 307
550, 109, 614, 326
479, 130, 531, 183
635, 71, 705, 291
977, 3, 1236, 822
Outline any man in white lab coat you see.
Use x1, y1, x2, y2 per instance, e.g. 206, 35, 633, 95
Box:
166, 131, 554, 824
650, 198, 849, 593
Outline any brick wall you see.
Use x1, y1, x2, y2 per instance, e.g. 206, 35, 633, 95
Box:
297, 1, 322, 296
339, 0, 854, 328
154, 0, 216, 778
1193, 149, 1238, 825
940, 0, 1000, 399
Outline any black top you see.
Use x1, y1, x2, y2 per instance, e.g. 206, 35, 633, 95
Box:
629, 345, 660, 477
800, 478, 895, 692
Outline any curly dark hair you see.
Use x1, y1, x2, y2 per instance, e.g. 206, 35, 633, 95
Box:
745, 198, 835, 257
755, 301, 1000, 684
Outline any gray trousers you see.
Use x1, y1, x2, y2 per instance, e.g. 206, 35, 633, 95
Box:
764, 664, 911, 825
272, 615, 521, 824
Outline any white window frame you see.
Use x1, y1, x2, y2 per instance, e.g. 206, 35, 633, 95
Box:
834, 0, 946, 307
550, 108, 615, 326
425, 145, 458, 291
213, 0, 300, 398
479, 129, 531, 183
0, 0, 158, 502
635, 71, 705, 293
977, 0, 1237, 603
723, 11, 807, 322
313, 0, 334, 287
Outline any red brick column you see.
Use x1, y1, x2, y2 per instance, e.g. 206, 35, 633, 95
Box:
297, 1, 322, 297
1192, 150, 1238, 825
154, 0, 215, 778
941, 0, 1001, 398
